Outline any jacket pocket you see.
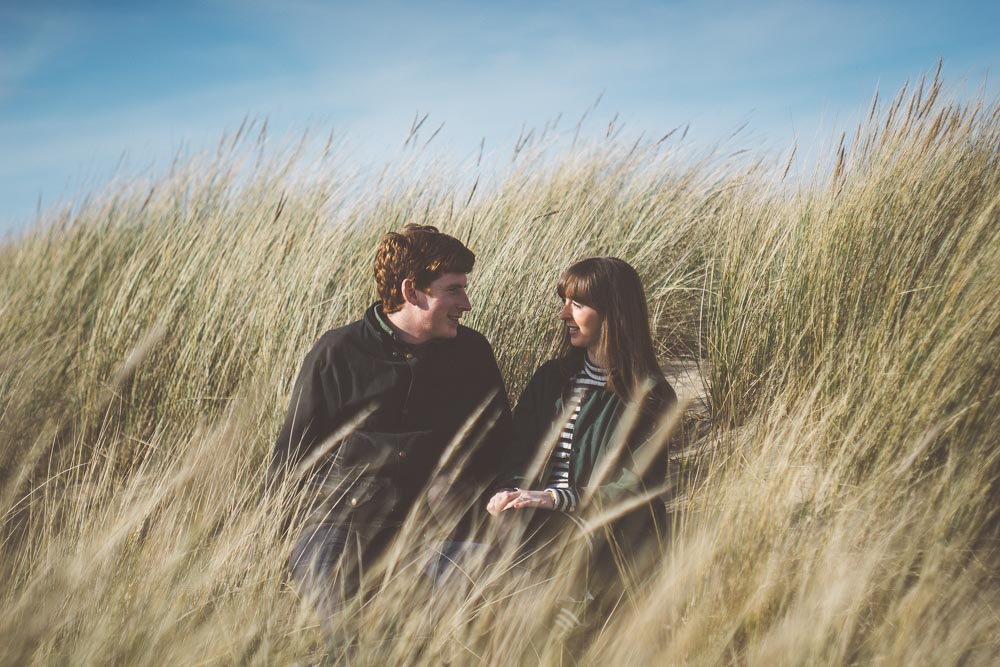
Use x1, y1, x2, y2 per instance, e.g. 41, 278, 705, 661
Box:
310, 474, 400, 524
327, 429, 434, 473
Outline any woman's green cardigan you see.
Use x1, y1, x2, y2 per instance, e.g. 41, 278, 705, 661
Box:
499, 356, 677, 511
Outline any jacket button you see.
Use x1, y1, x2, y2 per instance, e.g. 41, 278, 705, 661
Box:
350, 498, 358, 507
398, 451, 406, 459
405, 353, 414, 360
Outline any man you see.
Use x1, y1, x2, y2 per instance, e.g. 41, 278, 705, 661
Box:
268, 224, 511, 613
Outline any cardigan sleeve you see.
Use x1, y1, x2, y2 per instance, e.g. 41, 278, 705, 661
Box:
496, 360, 560, 489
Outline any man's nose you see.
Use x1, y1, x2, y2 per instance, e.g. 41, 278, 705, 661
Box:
459, 292, 472, 311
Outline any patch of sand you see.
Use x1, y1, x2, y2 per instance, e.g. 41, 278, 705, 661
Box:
663, 359, 710, 418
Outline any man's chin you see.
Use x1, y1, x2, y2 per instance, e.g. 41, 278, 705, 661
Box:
439, 321, 461, 338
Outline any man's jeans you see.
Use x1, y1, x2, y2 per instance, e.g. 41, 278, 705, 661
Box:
289, 521, 490, 616
290, 520, 394, 616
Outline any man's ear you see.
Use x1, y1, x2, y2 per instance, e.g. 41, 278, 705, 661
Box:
400, 278, 422, 306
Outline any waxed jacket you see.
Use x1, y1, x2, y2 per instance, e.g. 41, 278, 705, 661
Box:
268, 304, 512, 524
499, 355, 676, 510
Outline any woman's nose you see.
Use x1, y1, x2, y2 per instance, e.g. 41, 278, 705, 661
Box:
559, 300, 572, 319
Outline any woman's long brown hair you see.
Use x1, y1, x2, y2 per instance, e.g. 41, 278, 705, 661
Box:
556, 257, 662, 399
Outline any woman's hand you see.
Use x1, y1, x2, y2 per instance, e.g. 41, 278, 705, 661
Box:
487, 488, 554, 516
487, 490, 518, 516
510, 489, 555, 510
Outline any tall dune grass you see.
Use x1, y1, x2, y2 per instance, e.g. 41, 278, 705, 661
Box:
1, 72, 998, 664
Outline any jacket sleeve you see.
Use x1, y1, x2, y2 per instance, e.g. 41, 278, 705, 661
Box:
585, 379, 677, 510
460, 343, 514, 492
266, 338, 340, 490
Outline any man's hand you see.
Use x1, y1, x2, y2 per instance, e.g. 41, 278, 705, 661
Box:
487, 488, 554, 516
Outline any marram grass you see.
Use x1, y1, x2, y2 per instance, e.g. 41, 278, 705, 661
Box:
1, 75, 998, 665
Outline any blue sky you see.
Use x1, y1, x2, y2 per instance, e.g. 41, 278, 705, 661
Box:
2, 0, 999, 233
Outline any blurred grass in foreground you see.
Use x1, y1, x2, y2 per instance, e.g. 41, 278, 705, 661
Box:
1, 72, 998, 665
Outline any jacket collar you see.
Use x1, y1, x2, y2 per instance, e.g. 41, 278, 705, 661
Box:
364, 302, 406, 349
365, 303, 442, 358
370, 302, 399, 339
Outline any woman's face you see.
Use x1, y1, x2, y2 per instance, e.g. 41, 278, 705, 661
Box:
559, 297, 602, 352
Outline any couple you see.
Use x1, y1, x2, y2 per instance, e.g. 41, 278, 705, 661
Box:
267, 224, 676, 614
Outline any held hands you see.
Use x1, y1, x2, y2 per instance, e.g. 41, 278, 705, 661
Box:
486, 488, 555, 516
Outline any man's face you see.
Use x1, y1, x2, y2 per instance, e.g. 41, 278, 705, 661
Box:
415, 272, 472, 339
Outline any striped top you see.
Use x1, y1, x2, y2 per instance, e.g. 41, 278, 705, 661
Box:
546, 356, 607, 512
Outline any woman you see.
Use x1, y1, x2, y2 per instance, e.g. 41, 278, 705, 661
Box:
487, 256, 676, 531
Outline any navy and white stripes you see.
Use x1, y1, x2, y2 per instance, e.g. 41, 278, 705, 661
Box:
546, 357, 606, 512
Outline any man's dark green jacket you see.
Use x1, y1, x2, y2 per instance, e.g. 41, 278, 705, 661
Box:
268, 304, 512, 523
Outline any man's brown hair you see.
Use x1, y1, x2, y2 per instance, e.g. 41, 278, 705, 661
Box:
374, 224, 475, 313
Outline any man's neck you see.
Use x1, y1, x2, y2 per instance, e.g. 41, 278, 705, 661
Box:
384, 309, 429, 346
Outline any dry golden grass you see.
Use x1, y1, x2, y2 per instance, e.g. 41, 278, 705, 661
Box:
1, 72, 998, 665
